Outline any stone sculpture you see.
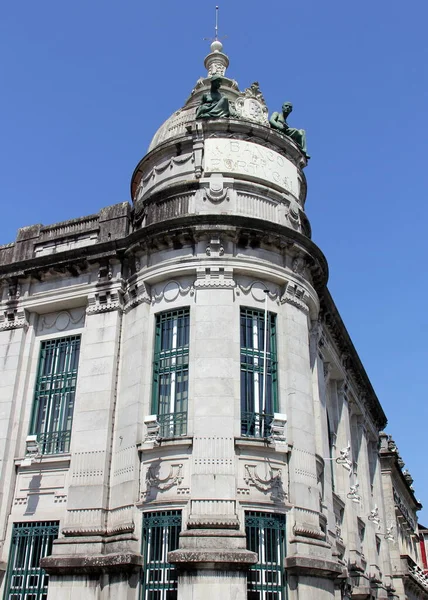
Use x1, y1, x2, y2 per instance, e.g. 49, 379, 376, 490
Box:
269, 102, 309, 157
196, 74, 230, 119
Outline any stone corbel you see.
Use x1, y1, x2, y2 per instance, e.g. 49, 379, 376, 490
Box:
323, 362, 333, 385
336, 380, 348, 401
123, 281, 151, 313
0, 278, 28, 331
280, 281, 310, 313
86, 288, 123, 315
203, 174, 229, 204
0, 306, 28, 331
194, 266, 235, 289
205, 236, 225, 257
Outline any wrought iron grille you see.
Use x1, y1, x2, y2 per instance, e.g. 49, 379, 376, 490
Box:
240, 308, 278, 438
142, 511, 182, 600
156, 411, 187, 438
4, 521, 59, 600
30, 336, 81, 454
152, 309, 189, 438
245, 512, 286, 600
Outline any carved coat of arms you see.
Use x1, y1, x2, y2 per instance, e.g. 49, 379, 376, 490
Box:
233, 82, 269, 126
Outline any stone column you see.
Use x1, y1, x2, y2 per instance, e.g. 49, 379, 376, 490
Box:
0, 282, 31, 562
168, 284, 256, 600
42, 281, 142, 597
281, 302, 341, 595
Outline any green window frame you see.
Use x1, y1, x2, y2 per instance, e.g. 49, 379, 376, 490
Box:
240, 308, 278, 438
4, 521, 59, 600
152, 309, 189, 438
30, 335, 81, 455
141, 511, 182, 600
245, 512, 287, 600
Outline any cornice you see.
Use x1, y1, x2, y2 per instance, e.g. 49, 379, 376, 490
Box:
319, 287, 387, 430
0, 214, 329, 290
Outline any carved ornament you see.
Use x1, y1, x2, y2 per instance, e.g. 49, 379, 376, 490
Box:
203, 174, 229, 204
194, 266, 235, 290
39, 309, 85, 333
233, 82, 269, 126
151, 280, 194, 304
280, 282, 310, 313
142, 462, 184, 501
244, 464, 287, 501
123, 282, 151, 313
86, 289, 123, 315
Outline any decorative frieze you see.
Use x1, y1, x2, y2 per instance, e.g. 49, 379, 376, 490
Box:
235, 279, 279, 302
38, 308, 85, 334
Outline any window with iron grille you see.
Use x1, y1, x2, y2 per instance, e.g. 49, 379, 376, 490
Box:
142, 511, 182, 600
30, 336, 81, 454
245, 512, 286, 600
152, 309, 189, 438
4, 521, 59, 600
240, 308, 278, 438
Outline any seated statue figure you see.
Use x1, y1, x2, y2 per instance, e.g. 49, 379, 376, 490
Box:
269, 102, 309, 157
196, 74, 230, 119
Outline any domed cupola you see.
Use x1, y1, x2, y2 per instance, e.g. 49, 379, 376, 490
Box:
131, 41, 312, 243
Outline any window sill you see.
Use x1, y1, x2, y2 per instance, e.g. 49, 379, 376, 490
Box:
138, 436, 193, 453
234, 437, 289, 453
15, 453, 71, 469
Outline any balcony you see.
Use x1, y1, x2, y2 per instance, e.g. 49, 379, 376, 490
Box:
157, 412, 187, 438
241, 412, 273, 439
37, 430, 71, 455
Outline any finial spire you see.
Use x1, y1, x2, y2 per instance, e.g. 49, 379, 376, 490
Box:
204, 5, 229, 77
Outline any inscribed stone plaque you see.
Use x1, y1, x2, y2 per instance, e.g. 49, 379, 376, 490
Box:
204, 138, 298, 196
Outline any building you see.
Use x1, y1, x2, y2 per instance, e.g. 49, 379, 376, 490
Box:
0, 40, 427, 600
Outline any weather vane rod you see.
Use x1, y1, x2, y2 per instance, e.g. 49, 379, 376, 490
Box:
215, 5, 219, 40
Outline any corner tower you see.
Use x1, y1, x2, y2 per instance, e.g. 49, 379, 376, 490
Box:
129, 43, 335, 599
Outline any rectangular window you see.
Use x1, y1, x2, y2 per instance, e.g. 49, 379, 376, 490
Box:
4, 521, 59, 600
142, 511, 181, 600
246, 512, 286, 600
240, 308, 278, 438
152, 309, 189, 438
30, 336, 81, 454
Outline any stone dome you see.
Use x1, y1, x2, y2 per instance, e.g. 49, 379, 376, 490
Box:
147, 76, 240, 153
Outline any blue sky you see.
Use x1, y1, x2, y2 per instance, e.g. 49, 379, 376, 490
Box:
1, 1, 427, 521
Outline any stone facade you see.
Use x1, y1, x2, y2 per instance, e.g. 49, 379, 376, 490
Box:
0, 45, 426, 600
